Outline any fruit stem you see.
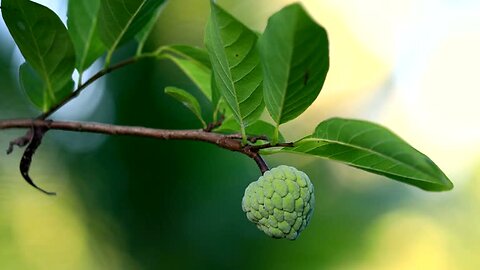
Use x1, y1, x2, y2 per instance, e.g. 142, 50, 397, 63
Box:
253, 154, 269, 174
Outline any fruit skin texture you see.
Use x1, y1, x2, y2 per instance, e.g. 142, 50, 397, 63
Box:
242, 165, 314, 240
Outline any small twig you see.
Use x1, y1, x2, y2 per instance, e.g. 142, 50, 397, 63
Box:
7, 128, 32, 154
38, 57, 139, 120
203, 114, 225, 132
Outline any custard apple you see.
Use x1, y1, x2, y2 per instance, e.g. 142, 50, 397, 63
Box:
242, 165, 314, 240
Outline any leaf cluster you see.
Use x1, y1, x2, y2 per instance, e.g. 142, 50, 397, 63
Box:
1, 0, 453, 191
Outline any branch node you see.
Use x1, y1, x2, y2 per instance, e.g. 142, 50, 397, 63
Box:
203, 114, 225, 132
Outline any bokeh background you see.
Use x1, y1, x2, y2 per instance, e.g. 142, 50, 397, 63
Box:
1, 0, 480, 269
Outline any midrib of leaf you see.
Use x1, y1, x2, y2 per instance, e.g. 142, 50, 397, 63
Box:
297, 137, 441, 183
274, 22, 295, 127
163, 54, 210, 73
78, 2, 99, 76
104, 1, 146, 66
78, 25, 96, 82
210, 13, 246, 138
164, 47, 205, 67
163, 47, 211, 76
273, 16, 297, 144
19, 4, 55, 102
281, 146, 442, 187
136, 2, 165, 55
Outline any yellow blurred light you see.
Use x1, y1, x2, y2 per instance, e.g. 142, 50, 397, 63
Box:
0, 152, 134, 269
357, 212, 455, 270
279, 0, 391, 138
9, 191, 93, 270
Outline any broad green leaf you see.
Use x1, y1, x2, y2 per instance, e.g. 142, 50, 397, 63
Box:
161, 45, 212, 100
2, 0, 76, 110
211, 72, 231, 121
122, 0, 165, 44
98, 0, 165, 64
163, 45, 212, 68
259, 4, 329, 131
280, 118, 453, 191
165, 87, 206, 128
67, 0, 106, 73
211, 71, 220, 110
204, 2, 264, 142
19, 63, 74, 112
215, 118, 285, 143
135, 1, 166, 55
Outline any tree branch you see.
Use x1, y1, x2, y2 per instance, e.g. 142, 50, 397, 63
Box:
0, 119, 275, 158
1, 119, 297, 194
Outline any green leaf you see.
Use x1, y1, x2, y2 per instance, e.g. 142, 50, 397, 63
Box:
19, 63, 74, 112
211, 72, 232, 121
121, 0, 165, 44
2, 0, 76, 110
98, 0, 165, 64
135, 2, 166, 55
259, 4, 329, 136
280, 118, 453, 191
161, 45, 212, 100
67, 0, 106, 73
204, 2, 264, 143
216, 118, 285, 143
211, 71, 220, 109
165, 87, 206, 128
163, 45, 212, 68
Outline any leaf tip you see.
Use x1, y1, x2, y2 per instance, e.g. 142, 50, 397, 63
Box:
443, 179, 454, 191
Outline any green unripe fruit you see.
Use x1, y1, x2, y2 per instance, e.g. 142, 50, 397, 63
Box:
242, 165, 315, 240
